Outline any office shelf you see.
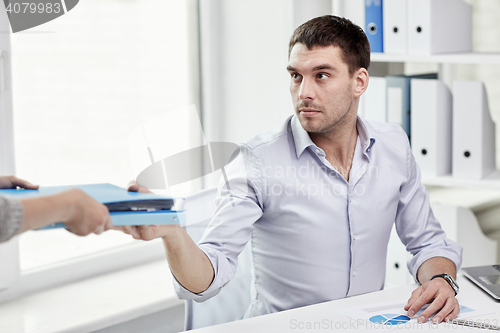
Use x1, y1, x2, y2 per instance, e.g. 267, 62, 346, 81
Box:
372, 51, 500, 191
371, 52, 500, 65
422, 170, 500, 192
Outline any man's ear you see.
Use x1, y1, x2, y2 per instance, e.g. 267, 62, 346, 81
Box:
353, 68, 369, 98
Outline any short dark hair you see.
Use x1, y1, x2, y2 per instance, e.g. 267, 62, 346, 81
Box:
289, 15, 370, 76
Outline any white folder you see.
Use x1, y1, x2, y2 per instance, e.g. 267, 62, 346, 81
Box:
383, 0, 407, 54
341, 0, 365, 32
408, 0, 472, 55
411, 79, 452, 177
452, 81, 496, 180
359, 76, 386, 122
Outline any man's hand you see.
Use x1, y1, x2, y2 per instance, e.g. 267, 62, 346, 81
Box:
127, 180, 153, 193
115, 224, 181, 241
0, 175, 39, 189
113, 180, 178, 240
405, 277, 459, 323
116, 180, 214, 293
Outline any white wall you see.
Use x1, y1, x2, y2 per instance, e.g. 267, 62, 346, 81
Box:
200, 0, 293, 146
199, 0, 338, 187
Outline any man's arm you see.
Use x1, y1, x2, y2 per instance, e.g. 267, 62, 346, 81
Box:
119, 224, 215, 293
119, 145, 262, 298
393, 134, 462, 324
404, 257, 459, 324
117, 184, 215, 294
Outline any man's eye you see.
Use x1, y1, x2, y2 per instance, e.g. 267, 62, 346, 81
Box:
317, 73, 328, 79
292, 73, 301, 80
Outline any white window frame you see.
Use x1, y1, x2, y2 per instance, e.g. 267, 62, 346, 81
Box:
0, 0, 201, 303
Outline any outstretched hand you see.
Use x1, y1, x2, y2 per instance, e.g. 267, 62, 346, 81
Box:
0, 175, 39, 190
405, 278, 459, 324
113, 180, 180, 240
115, 224, 181, 241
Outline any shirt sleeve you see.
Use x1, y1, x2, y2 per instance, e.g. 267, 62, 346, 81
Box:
395, 139, 463, 283
173, 144, 264, 302
0, 196, 24, 243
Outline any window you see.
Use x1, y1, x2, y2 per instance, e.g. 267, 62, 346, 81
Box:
0, 0, 200, 300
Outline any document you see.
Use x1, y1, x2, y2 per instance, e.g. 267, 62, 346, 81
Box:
337, 300, 494, 329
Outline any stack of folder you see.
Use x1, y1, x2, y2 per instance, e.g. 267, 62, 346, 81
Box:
344, 0, 472, 55
361, 78, 497, 180
359, 73, 437, 139
0, 183, 185, 229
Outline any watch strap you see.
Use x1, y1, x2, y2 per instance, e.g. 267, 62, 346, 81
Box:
431, 273, 459, 296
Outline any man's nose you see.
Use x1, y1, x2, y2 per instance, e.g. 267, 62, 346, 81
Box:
298, 78, 315, 100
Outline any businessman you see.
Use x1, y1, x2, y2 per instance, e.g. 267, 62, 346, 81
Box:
120, 16, 462, 324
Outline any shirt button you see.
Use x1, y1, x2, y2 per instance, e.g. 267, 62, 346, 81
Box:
353, 235, 356, 240
353, 271, 356, 276
316, 148, 321, 154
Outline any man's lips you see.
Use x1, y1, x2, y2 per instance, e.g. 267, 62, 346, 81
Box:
299, 108, 321, 117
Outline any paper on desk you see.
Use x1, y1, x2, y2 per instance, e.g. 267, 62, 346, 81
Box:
337, 300, 493, 328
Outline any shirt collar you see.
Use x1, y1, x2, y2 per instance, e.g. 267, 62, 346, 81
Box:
291, 115, 376, 159
356, 116, 376, 157
291, 115, 316, 158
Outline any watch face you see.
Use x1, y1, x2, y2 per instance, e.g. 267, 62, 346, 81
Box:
444, 274, 459, 294
446, 274, 458, 286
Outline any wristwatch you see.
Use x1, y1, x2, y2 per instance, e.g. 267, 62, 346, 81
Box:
431, 273, 459, 296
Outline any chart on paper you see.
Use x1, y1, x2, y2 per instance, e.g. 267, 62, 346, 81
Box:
337, 300, 492, 328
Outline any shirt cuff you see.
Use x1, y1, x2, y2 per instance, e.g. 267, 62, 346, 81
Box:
408, 238, 463, 283
172, 245, 230, 303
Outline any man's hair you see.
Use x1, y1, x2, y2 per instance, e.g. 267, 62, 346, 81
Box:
288, 15, 370, 76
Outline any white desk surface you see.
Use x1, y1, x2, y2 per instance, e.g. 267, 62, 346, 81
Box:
0, 260, 182, 333
192, 275, 500, 332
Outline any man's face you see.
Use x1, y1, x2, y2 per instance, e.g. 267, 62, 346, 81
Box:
287, 44, 357, 134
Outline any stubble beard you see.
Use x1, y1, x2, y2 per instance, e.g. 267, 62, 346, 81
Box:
297, 98, 353, 136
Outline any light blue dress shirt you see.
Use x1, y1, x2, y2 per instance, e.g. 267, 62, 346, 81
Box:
174, 115, 462, 318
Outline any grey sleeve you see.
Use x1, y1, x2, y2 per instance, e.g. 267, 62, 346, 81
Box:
0, 196, 24, 243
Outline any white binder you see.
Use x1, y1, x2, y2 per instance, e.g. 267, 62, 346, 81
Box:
408, 0, 472, 55
359, 76, 386, 122
383, 0, 407, 54
342, 0, 365, 32
411, 79, 452, 177
452, 81, 496, 180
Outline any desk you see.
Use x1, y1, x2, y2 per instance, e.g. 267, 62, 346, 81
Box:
191, 275, 500, 332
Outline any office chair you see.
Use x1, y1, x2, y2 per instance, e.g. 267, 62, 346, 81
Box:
183, 187, 252, 331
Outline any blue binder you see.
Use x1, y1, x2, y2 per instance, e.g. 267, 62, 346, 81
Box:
385, 73, 438, 139
0, 183, 185, 228
365, 0, 384, 53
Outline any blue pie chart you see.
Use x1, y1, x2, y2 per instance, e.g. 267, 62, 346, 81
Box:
369, 314, 410, 326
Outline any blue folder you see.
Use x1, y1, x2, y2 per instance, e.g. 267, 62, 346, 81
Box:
365, 0, 384, 53
0, 183, 185, 228
385, 73, 438, 139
